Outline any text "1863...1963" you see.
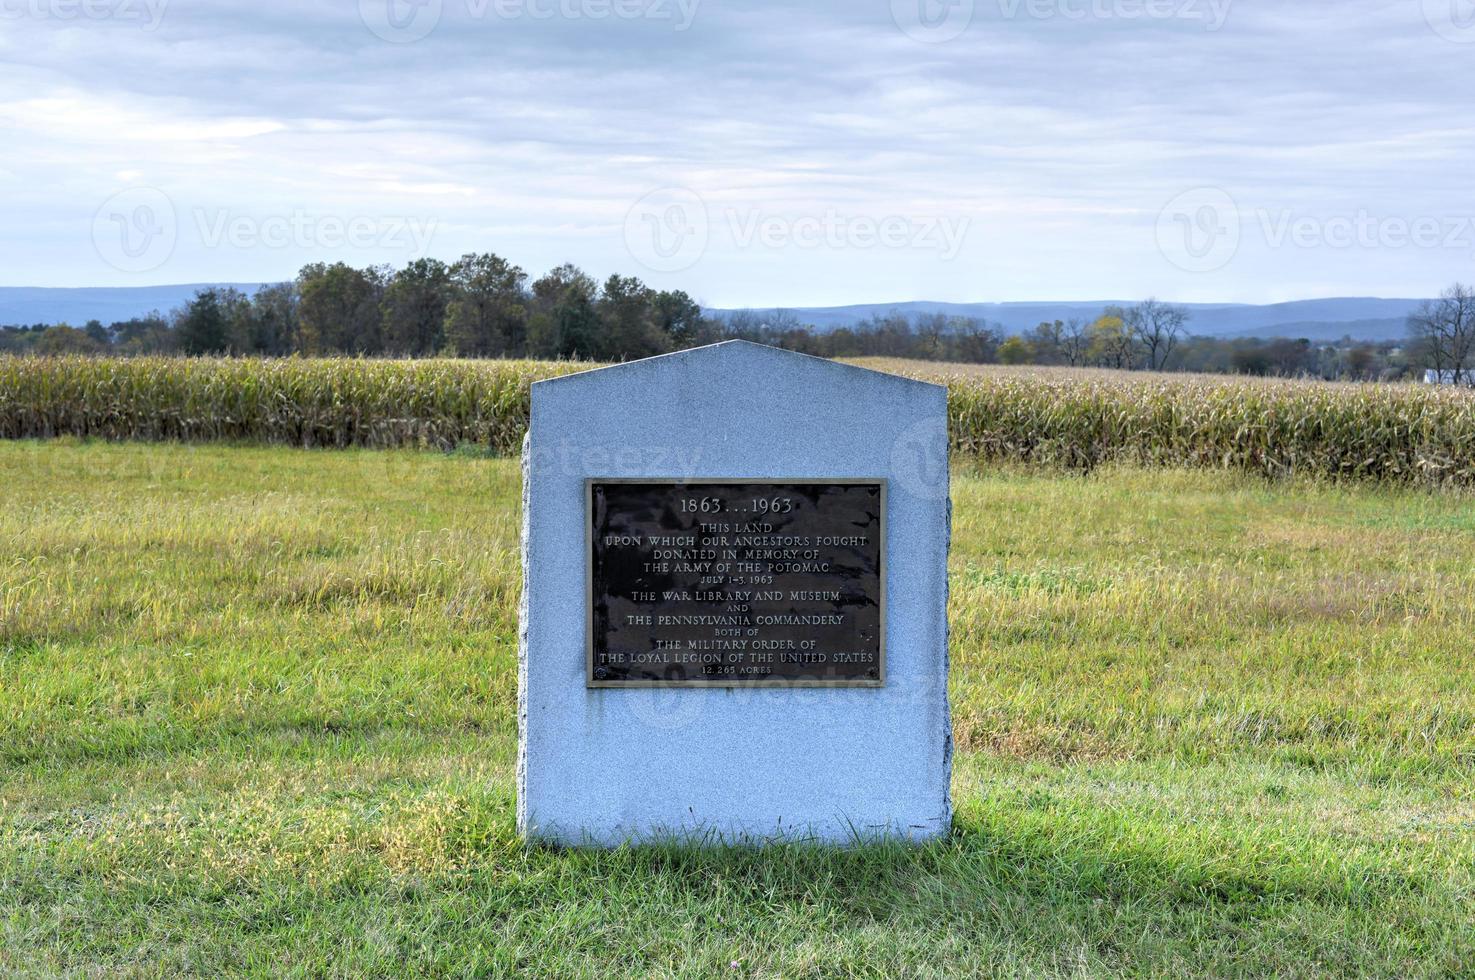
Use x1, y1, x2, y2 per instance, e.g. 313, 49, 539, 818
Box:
678, 496, 794, 515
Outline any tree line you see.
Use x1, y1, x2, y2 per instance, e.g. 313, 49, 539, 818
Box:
1, 257, 1468, 383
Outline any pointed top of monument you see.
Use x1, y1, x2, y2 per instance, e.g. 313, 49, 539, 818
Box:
532, 340, 945, 394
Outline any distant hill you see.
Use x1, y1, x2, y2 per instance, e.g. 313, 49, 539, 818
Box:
0, 286, 1423, 342
1224, 318, 1410, 343
0, 284, 265, 326
707, 298, 1426, 342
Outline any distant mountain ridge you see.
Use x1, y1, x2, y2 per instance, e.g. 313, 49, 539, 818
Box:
706, 298, 1425, 342
0, 284, 264, 327
0, 285, 1424, 342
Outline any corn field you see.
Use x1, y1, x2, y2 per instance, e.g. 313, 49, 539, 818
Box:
0, 356, 585, 455
940, 370, 1475, 486
3, 355, 1474, 486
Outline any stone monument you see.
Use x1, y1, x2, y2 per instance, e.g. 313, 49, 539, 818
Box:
518, 341, 950, 845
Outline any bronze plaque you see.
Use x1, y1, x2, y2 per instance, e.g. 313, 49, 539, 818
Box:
587, 480, 886, 688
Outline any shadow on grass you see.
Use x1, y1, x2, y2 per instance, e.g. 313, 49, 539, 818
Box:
523, 814, 1425, 918
7, 793, 1468, 975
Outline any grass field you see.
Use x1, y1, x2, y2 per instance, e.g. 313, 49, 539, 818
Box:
2, 440, 1473, 976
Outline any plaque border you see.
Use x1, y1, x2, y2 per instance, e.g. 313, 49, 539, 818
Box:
585, 478, 888, 690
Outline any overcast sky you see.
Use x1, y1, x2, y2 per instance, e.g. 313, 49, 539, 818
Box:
2, 0, 1472, 306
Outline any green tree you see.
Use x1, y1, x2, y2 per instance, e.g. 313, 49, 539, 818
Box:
525, 312, 557, 359
554, 281, 602, 359
949, 317, 1002, 363
444, 253, 528, 357
529, 264, 600, 358
34, 324, 105, 355
245, 283, 300, 355
1347, 344, 1378, 381
598, 274, 666, 360
997, 336, 1034, 365
381, 258, 452, 356
297, 263, 386, 354
223, 288, 261, 353
111, 313, 175, 354
651, 289, 705, 348
1087, 313, 1136, 369
175, 288, 234, 354
1024, 320, 1065, 364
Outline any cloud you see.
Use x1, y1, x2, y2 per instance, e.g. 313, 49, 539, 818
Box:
0, 0, 1471, 304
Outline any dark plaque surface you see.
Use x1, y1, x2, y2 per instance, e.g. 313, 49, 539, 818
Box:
587, 480, 885, 688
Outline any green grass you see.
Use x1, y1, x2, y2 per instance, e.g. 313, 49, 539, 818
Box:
2, 441, 1472, 976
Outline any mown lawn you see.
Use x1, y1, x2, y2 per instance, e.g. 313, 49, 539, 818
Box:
1, 440, 1472, 977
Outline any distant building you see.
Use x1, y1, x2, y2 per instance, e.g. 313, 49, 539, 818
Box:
1423, 369, 1475, 386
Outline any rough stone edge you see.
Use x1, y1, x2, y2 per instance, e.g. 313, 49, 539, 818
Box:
515, 426, 532, 838
940, 438, 955, 834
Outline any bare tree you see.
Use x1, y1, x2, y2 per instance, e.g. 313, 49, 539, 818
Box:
1060, 317, 1089, 367
1126, 298, 1190, 371
1024, 320, 1065, 364
915, 312, 948, 359
1408, 283, 1475, 384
